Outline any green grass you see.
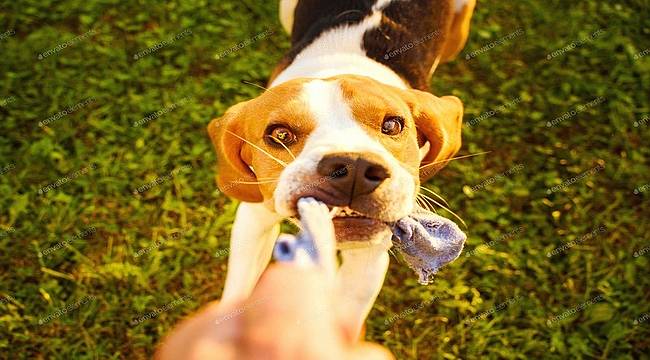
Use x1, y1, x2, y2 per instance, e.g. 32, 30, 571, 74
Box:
1, 0, 649, 358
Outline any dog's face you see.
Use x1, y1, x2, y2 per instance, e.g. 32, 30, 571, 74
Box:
208, 75, 462, 243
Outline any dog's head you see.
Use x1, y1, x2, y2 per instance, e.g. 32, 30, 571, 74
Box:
208, 75, 462, 243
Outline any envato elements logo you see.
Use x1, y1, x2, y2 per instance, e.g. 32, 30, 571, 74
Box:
546, 97, 606, 127
633, 246, 650, 259
215, 297, 267, 325
546, 225, 607, 258
216, 176, 250, 195
38, 29, 97, 60
633, 48, 649, 60
384, 30, 441, 60
40, 226, 97, 257
0, 163, 15, 176
132, 164, 192, 195
38, 295, 96, 325
465, 226, 524, 257
133, 28, 192, 60
0, 226, 16, 239
38, 163, 98, 195
633, 313, 649, 325
0, 294, 17, 305
465, 295, 523, 324
133, 96, 192, 127
39, 97, 96, 127
546, 28, 605, 60
133, 228, 189, 258
546, 294, 603, 327
131, 295, 192, 325
465, 29, 525, 60
634, 115, 649, 128
215, 28, 274, 60
0, 29, 16, 41
214, 248, 230, 258
470, 164, 525, 192
546, 163, 605, 194
0, 96, 16, 107
634, 183, 650, 195
384, 296, 440, 325
468, 97, 522, 127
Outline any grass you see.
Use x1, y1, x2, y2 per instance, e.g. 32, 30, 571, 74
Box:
1, 0, 649, 358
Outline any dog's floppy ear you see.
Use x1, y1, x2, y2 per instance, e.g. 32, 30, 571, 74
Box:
207, 101, 264, 202
404, 90, 463, 181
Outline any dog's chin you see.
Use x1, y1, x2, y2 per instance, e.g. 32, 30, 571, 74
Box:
332, 217, 392, 243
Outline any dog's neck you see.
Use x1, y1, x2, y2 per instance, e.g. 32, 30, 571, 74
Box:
269, 11, 407, 89
270, 52, 407, 89
270, 0, 455, 90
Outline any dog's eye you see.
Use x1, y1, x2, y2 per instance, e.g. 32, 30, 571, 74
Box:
265, 125, 297, 146
381, 116, 404, 136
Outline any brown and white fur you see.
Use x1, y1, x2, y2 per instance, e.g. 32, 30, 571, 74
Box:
208, 0, 475, 336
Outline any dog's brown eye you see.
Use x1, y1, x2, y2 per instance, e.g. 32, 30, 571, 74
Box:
265, 125, 297, 146
381, 116, 404, 136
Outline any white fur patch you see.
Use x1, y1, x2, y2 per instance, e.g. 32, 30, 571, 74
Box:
299, 80, 397, 156
373, 0, 394, 11
270, 6, 407, 89
273, 79, 414, 220
454, 0, 469, 12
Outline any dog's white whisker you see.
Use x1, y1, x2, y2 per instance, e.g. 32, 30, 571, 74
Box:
240, 79, 268, 91
419, 186, 450, 207
416, 196, 431, 212
414, 197, 426, 211
418, 193, 466, 228
416, 194, 437, 213
225, 130, 288, 168
418, 192, 442, 211
266, 135, 296, 160
419, 151, 491, 170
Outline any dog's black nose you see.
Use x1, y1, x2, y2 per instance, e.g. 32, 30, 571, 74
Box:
316, 152, 390, 201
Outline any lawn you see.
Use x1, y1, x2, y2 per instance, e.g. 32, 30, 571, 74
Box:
1, 0, 649, 359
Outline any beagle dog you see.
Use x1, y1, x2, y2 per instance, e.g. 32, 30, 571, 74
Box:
208, 0, 475, 335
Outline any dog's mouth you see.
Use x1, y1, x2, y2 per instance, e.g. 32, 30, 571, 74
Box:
292, 204, 391, 244
286, 192, 406, 244
325, 206, 392, 243
331, 206, 369, 219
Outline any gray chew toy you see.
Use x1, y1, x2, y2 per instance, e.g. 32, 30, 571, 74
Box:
274, 200, 466, 284
390, 210, 466, 285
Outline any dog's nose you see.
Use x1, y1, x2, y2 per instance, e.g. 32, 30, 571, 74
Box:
316, 152, 390, 200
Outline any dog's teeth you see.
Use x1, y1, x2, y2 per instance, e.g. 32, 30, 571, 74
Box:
335, 207, 364, 218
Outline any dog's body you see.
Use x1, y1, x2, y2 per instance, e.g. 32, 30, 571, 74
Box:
273, 0, 474, 90
210, 0, 475, 336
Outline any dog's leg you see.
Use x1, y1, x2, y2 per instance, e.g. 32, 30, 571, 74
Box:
336, 243, 390, 338
220, 202, 282, 305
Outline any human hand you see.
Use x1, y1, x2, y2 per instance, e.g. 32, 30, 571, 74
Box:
156, 199, 393, 360
154, 262, 393, 359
